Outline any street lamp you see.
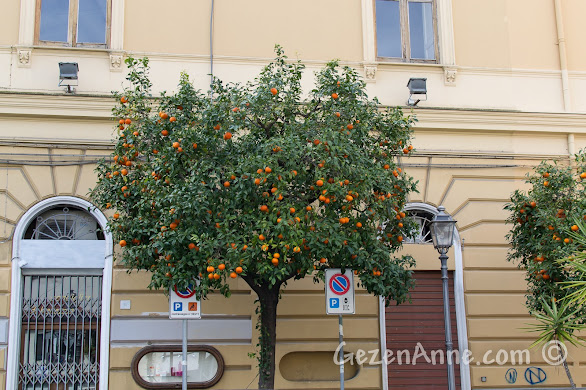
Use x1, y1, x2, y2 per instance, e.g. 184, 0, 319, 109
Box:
429, 205, 457, 390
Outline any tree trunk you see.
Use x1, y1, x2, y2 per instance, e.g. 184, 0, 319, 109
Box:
559, 343, 576, 390
257, 287, 279, 390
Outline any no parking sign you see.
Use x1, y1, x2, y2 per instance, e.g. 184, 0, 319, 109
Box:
325, 269, 355, 315
169, 283, 201, 319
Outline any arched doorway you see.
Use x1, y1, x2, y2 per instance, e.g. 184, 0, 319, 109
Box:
6, 196, 112, 390
380, 203, 471, 390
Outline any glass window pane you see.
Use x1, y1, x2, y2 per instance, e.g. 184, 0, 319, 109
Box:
376, 0, 402, 58
39, 0, 70, 42
137, 351, 219, 384
408, 1, 435, 60
77, 0, 107, 44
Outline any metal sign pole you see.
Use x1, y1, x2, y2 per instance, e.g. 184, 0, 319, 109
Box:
339, 314, 344, 390
182, 319, 188, 390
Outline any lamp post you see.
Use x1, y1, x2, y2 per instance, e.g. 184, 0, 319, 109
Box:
429, 206, 457, 390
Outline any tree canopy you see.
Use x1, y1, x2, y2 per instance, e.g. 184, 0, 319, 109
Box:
506, 153, 586, 316
506, 152, 586, 388
91, 47, 419, 388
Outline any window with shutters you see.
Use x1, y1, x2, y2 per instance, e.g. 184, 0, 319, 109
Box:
385, 271, 460, 389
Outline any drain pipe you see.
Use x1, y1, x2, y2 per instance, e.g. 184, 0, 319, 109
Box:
554, 0, 570, 112
568, 133, 575, 167
210, 0, 215, 96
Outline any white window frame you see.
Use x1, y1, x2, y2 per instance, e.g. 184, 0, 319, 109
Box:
362, 0, 455, 66
34, 0, 113, 48
6, 196, 113, 390
375, 0, 439, 63
18, 0, 124, 50
379, 203, 471, 390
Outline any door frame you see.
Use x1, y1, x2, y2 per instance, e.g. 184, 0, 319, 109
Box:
379, 203, 471, 390
6, 196, 113, 390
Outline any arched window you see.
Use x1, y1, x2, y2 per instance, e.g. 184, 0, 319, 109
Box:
404, 208, 435, 244
23, 206, 105, 240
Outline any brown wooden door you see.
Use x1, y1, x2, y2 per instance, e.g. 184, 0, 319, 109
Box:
385, 271, 460, 389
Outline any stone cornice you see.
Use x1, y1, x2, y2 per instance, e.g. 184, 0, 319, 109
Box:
0, 92, 114, 119
409, 107, 586, 134
0, 93, 585, 134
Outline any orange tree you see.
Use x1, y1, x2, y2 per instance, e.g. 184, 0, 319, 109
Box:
505, 153, 586, 387
506, 154, 586, 312
91, 48, 418, 389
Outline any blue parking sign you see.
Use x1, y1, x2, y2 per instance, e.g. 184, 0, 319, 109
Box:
173, 302, 182, 311
330, 298, 339, 308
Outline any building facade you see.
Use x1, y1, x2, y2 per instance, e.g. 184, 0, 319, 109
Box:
0, 0, 586, 389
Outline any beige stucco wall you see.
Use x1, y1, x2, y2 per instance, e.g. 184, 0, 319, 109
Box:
125, 0, 363, 62
0, 114, 386, 389
563, 0, 586, 71
0, 0, 585, 388
0, 0, 19, 46
1, 0, 585, 112
1, 101, 586, 389
2, 0, 580, 73
452, 0, 559, 70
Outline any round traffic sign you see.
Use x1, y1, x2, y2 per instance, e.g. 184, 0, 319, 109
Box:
329, 274, 351, 295
174, 284, 195, 299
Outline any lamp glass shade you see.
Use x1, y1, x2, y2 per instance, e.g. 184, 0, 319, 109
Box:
430, 206, 456, 252
430, 220, 455, 250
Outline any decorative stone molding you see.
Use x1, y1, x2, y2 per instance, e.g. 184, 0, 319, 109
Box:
17, 48, 32, 68
444, 67, 457, 86
109, 53, 124, 71
364, 63, 377, 83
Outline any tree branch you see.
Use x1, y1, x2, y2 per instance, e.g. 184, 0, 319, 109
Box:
241, 273, 262, 296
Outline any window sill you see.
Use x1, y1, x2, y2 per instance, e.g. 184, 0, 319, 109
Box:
365, 60, 457, 85
376, 57, 442, 67
14, 45, 125, 71
28, 44, 114, 54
